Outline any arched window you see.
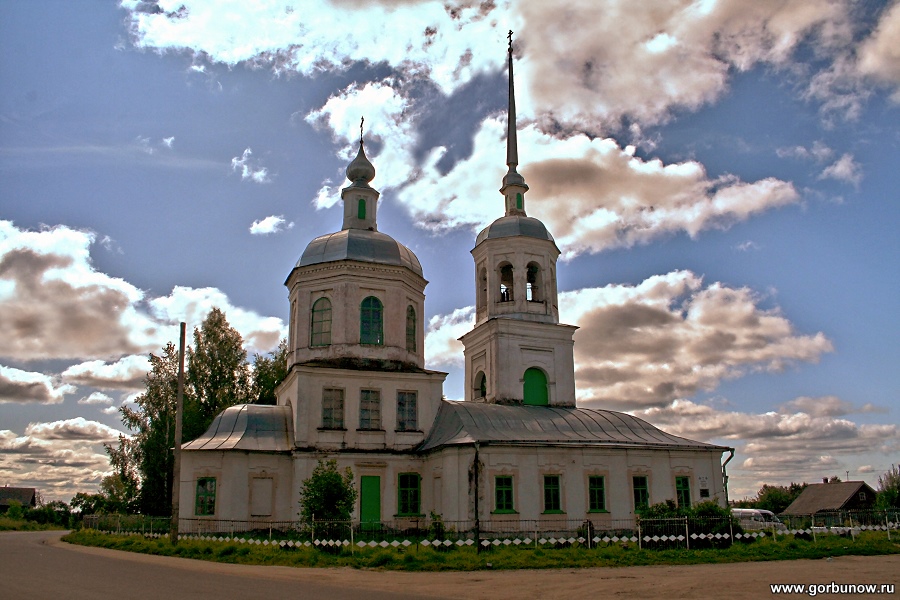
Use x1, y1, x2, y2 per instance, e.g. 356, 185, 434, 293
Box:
360, 296, 383, 345
499, 263, 514, 302
357, 197, 366, 219
310, 297, 332, 347
523, 367, 548, 406
474, 371, 487, 399
526, 263, 541, 302
516, 192, 523, 210
406, 305, 416, 353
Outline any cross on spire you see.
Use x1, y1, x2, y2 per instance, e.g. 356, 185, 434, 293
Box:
360, 116, 365, 144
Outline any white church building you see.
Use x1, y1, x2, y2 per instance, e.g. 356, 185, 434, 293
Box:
179, 44, 733, 530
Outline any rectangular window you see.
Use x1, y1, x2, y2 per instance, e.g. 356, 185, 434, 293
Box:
396, 391, 417, 431
397, 473, 421, 516
588, 476, 606, 512
633, 475, 649, 512
195, 477, 216, 516
675, 476, 691, 508
543, 475, 562, 513
359, 389, 381, 430
322, 388, 344, 429
495, 475, 514, 512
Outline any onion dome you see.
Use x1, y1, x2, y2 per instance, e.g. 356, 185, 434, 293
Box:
346, 141, 376, 185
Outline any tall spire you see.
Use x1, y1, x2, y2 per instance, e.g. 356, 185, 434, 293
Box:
501, 31, 528, 215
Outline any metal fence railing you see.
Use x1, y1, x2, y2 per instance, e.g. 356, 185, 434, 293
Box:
82, 509, 899, 550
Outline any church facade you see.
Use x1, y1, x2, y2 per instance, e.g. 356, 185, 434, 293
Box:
178, 45, 732, 529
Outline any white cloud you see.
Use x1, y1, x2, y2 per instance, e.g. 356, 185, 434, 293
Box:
123, 0, 860, 129
62, 355, 151, 390
0, 420, 123, 502
857, 1, 900, 102
425, 306, 476, 367
162, 136, 175, 148
776, 140, 834, 162
858, 465, 874, 473
148, 285, 285, 355
231, 147, 271, 183
425, 270, 833, 409
249, 215, 294, 235
820, 152, 863, 185
0, 221, 286, 362
77, 392, 114, 405
397, 118, 799, 258
24, 417, 125, 442
633, 398, 899, 496
0, 365, 75, 404
305, 79, 416, 206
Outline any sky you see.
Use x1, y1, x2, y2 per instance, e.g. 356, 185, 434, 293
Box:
1, 0, 898, 503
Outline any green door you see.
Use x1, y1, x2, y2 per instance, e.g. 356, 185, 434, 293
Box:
523, 368, 548, 406
360, 476, 381, 528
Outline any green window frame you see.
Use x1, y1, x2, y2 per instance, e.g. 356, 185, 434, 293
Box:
195, 477, 216, 516
360, 296, 383, 345
588, 476, 606, 512
321, 388, 344, 429
633, 475, 649, 512
396, 391, 417, 431
397, 473, 421, 516
543, 475, 562, 513
523, 367, 548, 406
359, 389, 381, 430
405, 305, 416, 353
676, 476, 691, 508
516, 192, 523, 209
310, 297, 332, 347
357, 197, 366, 219
494, 475, 515, 513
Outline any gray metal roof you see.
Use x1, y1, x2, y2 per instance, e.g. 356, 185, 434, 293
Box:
781, 481, 876, 515
475, 215, 555, 246
182, 404, 293, 452
419, 400, 729, 452
297, 228, 423, 277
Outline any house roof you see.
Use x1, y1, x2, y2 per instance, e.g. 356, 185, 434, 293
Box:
0, 487, 36, 507
419, 400, 731, 453
781, 481, 876, 515
182, 404, 294, 452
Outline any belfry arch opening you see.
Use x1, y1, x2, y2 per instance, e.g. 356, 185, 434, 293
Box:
523, 367, 548, 406
526, 262, 542, 302
499, 263, 514, 303
474, 371, 487, 400
477, 267, 487, 311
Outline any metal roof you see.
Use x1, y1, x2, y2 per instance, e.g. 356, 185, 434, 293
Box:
475, 215, 555, 246
419, 400, 730, 452
297, 228, 423, 277
781, 481, 876, 515
182, 404, 293, 452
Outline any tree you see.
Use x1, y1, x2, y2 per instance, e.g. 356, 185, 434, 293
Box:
251, 338, 289, 405
755, 482, 808, 514
117, 341, 182, 516
185, 307, 251, 440
876, 465, 900, 509
298, 459, 357, 524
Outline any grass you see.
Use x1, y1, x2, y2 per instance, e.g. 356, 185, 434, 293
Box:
61, 530, 900, 571
0, 516, 67, 532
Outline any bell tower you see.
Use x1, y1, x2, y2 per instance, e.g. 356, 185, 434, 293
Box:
459, 34, 577, 407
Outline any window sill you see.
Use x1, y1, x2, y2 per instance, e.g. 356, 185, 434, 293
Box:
394, 513, 426, 519
317, 427, 347, 432
541, 510, 566, 515
357, 428, 385, 432
395, 429, 422, 434
587, 509, 610, 514
491, 509, 518, 515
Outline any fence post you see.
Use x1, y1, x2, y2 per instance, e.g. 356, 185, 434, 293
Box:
684, 517, 690, 550
811, 514, 816, 543
886, 511, 891, 541
638, 520, 642, 550
351, 524, 354, 555
729, 516, 734, 547
849, 513, 855, 540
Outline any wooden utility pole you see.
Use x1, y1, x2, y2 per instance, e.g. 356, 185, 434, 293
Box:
170, 322, 186, 545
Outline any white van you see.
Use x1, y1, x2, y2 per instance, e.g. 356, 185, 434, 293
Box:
731, 508, 787, 531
